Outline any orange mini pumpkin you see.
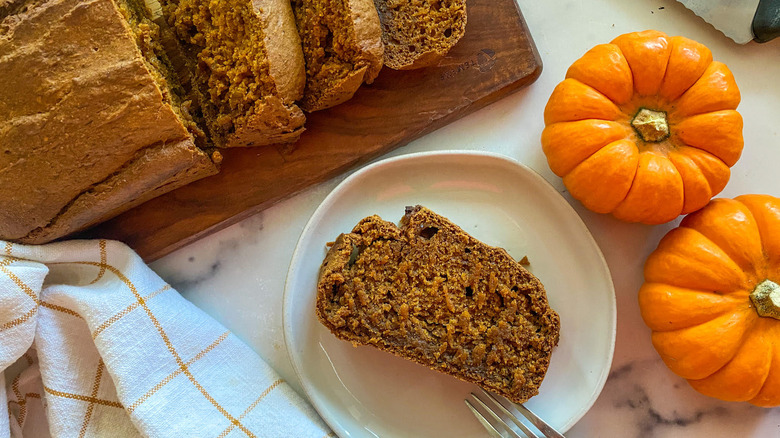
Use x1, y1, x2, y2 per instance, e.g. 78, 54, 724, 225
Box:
639, 195, 780, 406
542, 30, 743, 224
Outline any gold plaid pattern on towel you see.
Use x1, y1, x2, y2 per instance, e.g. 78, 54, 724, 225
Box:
1, 240, 330, 437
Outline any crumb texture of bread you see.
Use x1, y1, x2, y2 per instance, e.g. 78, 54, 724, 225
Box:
118, 0, 211, 148
0, 0, 217, 242
163, 0, 305, 147
317, 206, 560, 403
373, 0, 466, 70
293, 0, 383, 111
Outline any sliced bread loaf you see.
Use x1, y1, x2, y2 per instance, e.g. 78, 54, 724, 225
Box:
0, 0, 219, 243
373, 0, 467, 70
162, 0, 306, 147
292, 0, 384, 112
317, 206, 560, 403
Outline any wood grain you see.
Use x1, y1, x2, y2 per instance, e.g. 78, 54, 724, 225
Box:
82, 0, 542, 261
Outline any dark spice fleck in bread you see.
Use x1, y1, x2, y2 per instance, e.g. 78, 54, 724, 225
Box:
316, 205, 560, 403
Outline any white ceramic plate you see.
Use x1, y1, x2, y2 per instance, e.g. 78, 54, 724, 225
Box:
283, 151, 616, 437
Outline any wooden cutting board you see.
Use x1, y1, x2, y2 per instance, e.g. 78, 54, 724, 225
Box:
83, 0, 542, 261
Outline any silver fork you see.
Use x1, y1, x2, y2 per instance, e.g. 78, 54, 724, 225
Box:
465, 389, 565, 438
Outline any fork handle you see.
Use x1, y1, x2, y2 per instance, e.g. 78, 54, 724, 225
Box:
515, 404, 565, 438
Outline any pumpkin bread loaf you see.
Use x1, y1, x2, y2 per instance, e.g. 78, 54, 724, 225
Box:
373, 0, 467, 70
317, 206, 560, 403
162, 0, 306, 147
292, 0, 384, 112
0, 0, 219, 243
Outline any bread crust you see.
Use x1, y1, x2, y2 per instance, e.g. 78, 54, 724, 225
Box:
254, 0, 305, 104
0, 0, 217, 242
225, 94, 306, 148
347, 0, 384, 82
392, 48, 447, 70
302, 65, 370, 112
19, 138, 218, 243
317, 206, 560, 403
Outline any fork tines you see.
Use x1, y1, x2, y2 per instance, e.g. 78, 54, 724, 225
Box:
465, 389, 564, 438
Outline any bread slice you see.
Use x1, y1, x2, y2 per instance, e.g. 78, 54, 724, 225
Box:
373, 0, 467, 70
317, 206, 560, 403
292, 0, 384, 112
0, 0, 219, 243
161, 0, 306, 147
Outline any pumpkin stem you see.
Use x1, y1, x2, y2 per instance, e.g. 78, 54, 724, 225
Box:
631, 108, 669, 142
750, 279, 780, 320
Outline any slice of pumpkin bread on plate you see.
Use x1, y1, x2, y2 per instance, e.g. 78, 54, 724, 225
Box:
293, 0, 384, 111
373, 0, 467, 70
316, 206, 560, 403
0, 0, 219, 244
162, 0, 306, 147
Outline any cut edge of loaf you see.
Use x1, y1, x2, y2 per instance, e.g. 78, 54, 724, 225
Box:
293, 0, 384, 112
316, 206, 560, 403
162, 0, 306, 148
374, 0, 467, 70
119, 0, 214, 152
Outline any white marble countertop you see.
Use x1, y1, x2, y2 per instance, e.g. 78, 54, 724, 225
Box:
150, 0, 780, 436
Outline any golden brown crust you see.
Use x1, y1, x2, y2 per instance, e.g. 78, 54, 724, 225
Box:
0, 0, 217, 242
301, 66, 368, 112
256, 0, 305, 104
374, 0, 467, 70
19, 138, 218, 243
394, 48, 447, 71
348, 0, 384, 82
316, 206, 560, 403
226, 94, 306, 148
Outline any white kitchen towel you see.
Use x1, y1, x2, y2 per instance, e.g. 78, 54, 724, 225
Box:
0, 239, 332, 438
